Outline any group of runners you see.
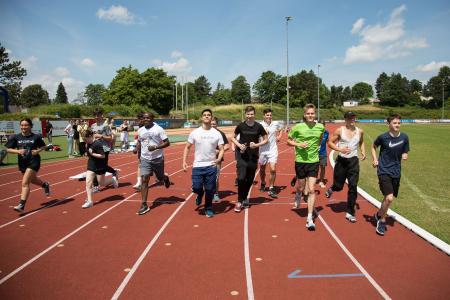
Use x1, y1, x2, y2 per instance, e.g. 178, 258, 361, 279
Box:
4, 104, 409, 236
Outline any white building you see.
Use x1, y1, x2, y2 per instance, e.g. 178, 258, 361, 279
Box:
343, 100, 359, 107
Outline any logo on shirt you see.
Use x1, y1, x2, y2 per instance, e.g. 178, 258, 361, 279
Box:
388, 140, 403, 148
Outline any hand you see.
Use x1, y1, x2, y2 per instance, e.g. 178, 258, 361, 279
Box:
402, 153, 408, 161
249, 142, 257, 149
132, 148, 138, 154
212, 159, 221, 165
88, 148, 93, 155
238, 143, 247, 153
31, 150, 39, 156
372, 159, 378, 168
360, 153, 366, 161
299, 142, 308, 149
17, 149, 26, 155
183, 162, 189, 172
148, 145, 157, 152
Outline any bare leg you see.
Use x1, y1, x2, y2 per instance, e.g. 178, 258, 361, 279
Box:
306, 177, 317, 217
141, 175, 151, 205
378, 194, 394, 221
269, 162, 277, 188
86, 171, 95, 203
20, 169, 35, 201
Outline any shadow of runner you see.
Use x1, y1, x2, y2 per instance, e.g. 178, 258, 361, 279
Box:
19, 198, 75, 216
150, 196, 186, 209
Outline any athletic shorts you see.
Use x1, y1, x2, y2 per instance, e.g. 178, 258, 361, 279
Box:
295, 162, 319, 179
258, 151, 278, 165
19, 159, 41, 174
120, 132, 129, 143
319, 155, 327, 167
378, 175, 400, 198
140, 156, 164, 180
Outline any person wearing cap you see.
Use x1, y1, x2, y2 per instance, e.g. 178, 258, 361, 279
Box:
325, 111, 366, 223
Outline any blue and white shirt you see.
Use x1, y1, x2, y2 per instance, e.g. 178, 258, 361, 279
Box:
374, 132, 410, 178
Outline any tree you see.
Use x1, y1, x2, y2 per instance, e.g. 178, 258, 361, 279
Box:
342, 86, 352, 102
423, 67, 450, 109
375, 72, 388, 99
352, 82, 373, 104
103, 66, 141, 106
54, 82, 68, 104
193, 75, 211, 102
253, 71, 285, 105
409, 79, 422, 94
0, 44, 27, 106
84, 84, 106, 105
231, 75, 251, 105
330, 85, 344, 107
379, 73, 409, 107
20, 84, 50, 107
212, 82, 232, 105
139, 68, 175, 115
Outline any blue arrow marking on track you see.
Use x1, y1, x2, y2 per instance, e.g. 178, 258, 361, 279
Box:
288, 269, 365, 279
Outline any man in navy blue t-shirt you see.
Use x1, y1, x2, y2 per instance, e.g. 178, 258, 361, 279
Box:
371, 114, 410, 236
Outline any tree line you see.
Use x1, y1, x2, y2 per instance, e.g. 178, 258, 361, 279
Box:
1, 42, 449, 115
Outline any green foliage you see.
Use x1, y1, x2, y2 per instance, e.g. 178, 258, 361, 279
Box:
423, 66, 450, 109
375, 72, 388, 99
211, 83, 232, 105
84, 84, 106, 105
193, 75, 211, 101
352, 82, 373, 103
289, 70, 318, 107
342, 86, 352, 101
253, 70, 285, 105
54, 82, 68, 104
231, 75, 251, 104
20, 84, 50, 107
379, 73, 410, 107
0, 43, 27, 106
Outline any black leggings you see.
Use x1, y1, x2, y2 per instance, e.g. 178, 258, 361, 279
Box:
236, 155, 257, 202
93, 152, 116, 186
331, 156, 359, 215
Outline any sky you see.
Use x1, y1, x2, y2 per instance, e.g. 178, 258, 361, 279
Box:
1, 0, 450, 101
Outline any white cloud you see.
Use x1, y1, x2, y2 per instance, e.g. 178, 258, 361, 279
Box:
344, 5, 428, 64
153, 57, 193, 77
171, 50, 183, 58
351, 18, 365, 34
416, 61, 450, 72
23, 74, 85, 102
97, 5, 143, 25
151, 59, 162, 65
21, 55, 38, 69
81, 58, 95, 67
54, 67, 70, 77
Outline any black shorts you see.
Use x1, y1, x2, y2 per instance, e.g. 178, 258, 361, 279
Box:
295, 162, 319, 179
19, 159, 41, 174
88, 168, 106, 175
378, 175, 400, 198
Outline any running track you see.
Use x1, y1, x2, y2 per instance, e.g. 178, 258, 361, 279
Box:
0, 128, 449, 299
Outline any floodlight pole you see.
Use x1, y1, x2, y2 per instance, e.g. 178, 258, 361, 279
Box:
443, 79, 445, 120
317, 64, 321, 121
285, 16, 292, 128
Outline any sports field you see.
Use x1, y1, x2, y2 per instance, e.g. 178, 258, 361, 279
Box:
355, 123, 450, 243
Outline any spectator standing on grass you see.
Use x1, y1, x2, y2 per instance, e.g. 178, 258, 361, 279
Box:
81, 130, 116, 209
230, 106, 268, 213
183, 111, 224, 218
258, 108, 283, 199
371, 114, 409, 236
45, 120, 53, 145
6, 118, 50, 212
120, 120, 130, 151
64, 120, 74, 157
287, 104, 324, 230
325, 112, 366, 223
72, 119, 80, 156
211, 117, 229, 202
78, 119, 89, 156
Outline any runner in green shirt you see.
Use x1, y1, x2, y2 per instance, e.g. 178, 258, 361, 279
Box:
287, 104, 324, 230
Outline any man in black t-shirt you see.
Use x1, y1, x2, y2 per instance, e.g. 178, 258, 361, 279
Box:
211, 117, 230, 202
230, 106, 268, 212
6, 118, 50, 212
371, 114, 410, 236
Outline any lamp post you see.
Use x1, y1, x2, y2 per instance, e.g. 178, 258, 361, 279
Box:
175, 81, 178, 112
317, 64, 321, 121
443, 78, 445, 120
285, 16, 292, 128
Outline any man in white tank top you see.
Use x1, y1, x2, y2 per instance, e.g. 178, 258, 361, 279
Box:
325, 111, 366, 222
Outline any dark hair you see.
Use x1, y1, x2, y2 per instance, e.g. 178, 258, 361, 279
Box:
263, 108, 272, 114
387, 114, 401, 123
20, 118, 33, 128
144, 112, 154, 118
245, 105, 255, 113
137, 112, 144, 119
83, 129, 94, 138
212, 116, 219, 122
201, 109, 212, 116
93, 107, 103, 115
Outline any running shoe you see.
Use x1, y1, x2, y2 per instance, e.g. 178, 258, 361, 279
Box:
268, 188, 278, 199
325, 188, 333, 198
212, 193, 220, 203
132, 184, 141, 191
234, 201, 242, 213
113, 169, 120, 181
306, 218, 316, 231
82, 200, 93, 209
293, 192, 301, 209
319, 182, 326, 188
137, 203, 150, 215
112, 176, 119, 188
13, 200, 26, 212
374, 212, 381, 222
259, 182, 266, 192
234, 178, 238, 186
42, 182, 51, 196
376, 220, 386, 236
290, 176, 297, 187
205, 209, 215, 218
243, 198, 250, 208
163, 174, 170, 188
345, 213, 357, 223
195, 194, 202, 206
92, 186, 100, 193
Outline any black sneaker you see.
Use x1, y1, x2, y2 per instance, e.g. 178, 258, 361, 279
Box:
268, 188, 278, 199
163, 174, 170, 188
234, 178, 238, 186
374, 212, 381, 222
42, 182, 50, 196
137, 203, 150, 215
14, 200, 26, 212
376, 220, 386, 236
290, 176, 297, 187
259, 182, 266, 192
325, 188, 333, 198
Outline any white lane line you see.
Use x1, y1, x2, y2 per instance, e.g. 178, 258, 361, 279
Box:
111, 159, 236, 299
317, 215, 391, 300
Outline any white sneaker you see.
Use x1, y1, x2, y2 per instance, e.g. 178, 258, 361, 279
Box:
92, 186, 100, 193
345, 213, 357, 223
293, 192, 301, 209
133, 184, 141, 191
212, 193, 220, 203
82, 200, 93, 208
319, 182, 326, 188
112, 176, 119, 188
306, 218, 315, 230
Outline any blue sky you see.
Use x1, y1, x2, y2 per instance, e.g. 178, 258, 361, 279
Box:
1, 0, 449, 100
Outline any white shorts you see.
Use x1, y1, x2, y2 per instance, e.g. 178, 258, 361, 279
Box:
120, 132, 129, 143
258, 151, 278, 165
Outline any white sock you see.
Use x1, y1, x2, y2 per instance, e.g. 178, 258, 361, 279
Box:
307, 213, 313, 220
136, 177, 142, 186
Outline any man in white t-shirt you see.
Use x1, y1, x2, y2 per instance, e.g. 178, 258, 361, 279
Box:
259, 108, 282, 198
136, 112, 171, 215
183, 109, 224, 218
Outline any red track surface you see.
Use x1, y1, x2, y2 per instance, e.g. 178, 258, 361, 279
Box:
0, 128, 449, 299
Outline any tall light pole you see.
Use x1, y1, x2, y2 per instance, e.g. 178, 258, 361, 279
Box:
175, 82, 178, 112
317, 64, 321, 121
443, 78, 445, 120
285, 16, 292, 128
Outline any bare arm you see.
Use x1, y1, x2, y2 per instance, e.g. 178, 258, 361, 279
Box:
359, 129, 366, 160
215, 144, 225, 164
250, 134, 268, 149
371, 144, 379, 168
182, 142, 192, 171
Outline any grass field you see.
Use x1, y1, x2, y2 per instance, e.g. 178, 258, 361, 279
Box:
353, 123, 450, 243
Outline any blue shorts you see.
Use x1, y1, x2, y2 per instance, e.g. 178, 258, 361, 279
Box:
192, 166, 217, 194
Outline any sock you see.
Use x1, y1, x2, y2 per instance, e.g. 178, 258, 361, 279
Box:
19, 199, 26, 204
269, 186, 274, 190
136, 177, 142, 185
307, 213, 312, 220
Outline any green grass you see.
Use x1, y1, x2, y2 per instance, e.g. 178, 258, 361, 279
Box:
354, 123, 450, 243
